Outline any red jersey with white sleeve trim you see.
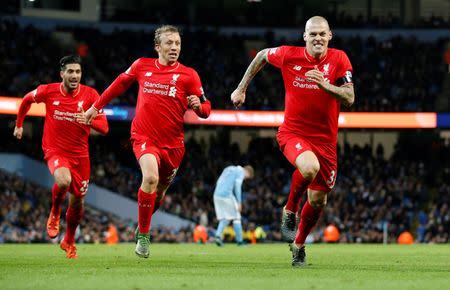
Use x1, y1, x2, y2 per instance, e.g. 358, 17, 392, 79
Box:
267, 46, 353, 144
123, 58, 204, 148
32, 83, 100, 158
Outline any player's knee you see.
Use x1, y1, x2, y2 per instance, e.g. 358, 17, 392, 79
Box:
309, 194, 327, 209
301, 162, 320, 181
56, 175, 71, 190
142, 173, 159, 189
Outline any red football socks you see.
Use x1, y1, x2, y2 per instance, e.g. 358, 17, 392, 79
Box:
51, 183, 68, 216
285, 170, 310, 213
138, 189, 157, 234
64, 205, 84, 244
294, 201, 323, 245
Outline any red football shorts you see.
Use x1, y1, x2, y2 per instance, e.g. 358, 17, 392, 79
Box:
131, 134, 185, 187
277, 132, 337, 192
46, 154, 90, 197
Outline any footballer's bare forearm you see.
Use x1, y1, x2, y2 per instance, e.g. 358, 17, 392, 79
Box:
236, 49, 268, 91
321, 83, 355, 107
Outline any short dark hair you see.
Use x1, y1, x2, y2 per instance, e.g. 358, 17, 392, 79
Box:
59, 55, 82, 71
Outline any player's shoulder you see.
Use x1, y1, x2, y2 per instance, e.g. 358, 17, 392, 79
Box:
38, 83, 60, 94
327, 48, 349, 59
178, 62, 197, 73
177, 62, 200, 79
79, 84, 99, 95
135, 57, 156, 66
138, 57, 156, 63
42, 83, 60, 90
270, 45, 302, 55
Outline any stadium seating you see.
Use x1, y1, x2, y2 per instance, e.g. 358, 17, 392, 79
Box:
0, 18, 445, 112
1, 131, 448, 244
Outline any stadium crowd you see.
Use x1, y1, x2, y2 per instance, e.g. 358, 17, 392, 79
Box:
1, 130, 448, 244
0, 169, 195, 244
103, 4, 450, 29
0, 18, 446, 112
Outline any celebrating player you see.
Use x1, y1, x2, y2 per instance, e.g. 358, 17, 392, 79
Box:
231, 16, 355, 266
213, 165, 254, 246
13, 55, 109, 259
83, 25, 211, 258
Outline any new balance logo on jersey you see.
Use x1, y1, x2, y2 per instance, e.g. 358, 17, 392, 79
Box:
293, 65, 302, 71
52, 101, 60, 106
141, 142, 146, 151
145, 72, 152, 77
54, 159, 59, 166
77, 101, 84, 110
269, 47, 278, 55
171, 74, 180, 84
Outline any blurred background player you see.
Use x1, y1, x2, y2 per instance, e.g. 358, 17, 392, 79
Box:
231, 16, 354, 266
83, 25, 211, 258
13, 55, 109, 259
213, 165, 254, 246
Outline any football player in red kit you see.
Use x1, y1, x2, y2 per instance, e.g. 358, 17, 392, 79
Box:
231, 16, 355, 266
84, 25, 211, 258
14, 55, 109, 259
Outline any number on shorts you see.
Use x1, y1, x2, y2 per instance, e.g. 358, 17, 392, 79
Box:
167, 168, 178, 184
327, 170, 336, 188
80, 180, 89, 193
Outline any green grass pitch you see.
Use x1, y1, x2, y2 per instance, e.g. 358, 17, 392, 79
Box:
1, 243, 449, 290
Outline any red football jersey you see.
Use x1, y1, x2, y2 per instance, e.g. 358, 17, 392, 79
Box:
123, 58, 204, 148
32, 83, 100, 157
267, 46, 353, 144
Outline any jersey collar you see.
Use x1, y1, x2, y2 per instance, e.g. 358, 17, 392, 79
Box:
155, 59, 180, 71
60, 82, 81, 98
304, 48, 328, 65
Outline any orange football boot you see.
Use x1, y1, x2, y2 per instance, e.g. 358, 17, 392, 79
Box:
46, 208, 61, 239
60, 240, 78, 259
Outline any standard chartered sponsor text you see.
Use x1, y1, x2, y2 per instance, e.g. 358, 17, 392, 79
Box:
293, 81, 319, 89
143, 81, 170, 95
292, 76, 319, 89
53, 110, 76, 121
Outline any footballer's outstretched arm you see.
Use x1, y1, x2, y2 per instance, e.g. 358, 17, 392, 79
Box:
231, 48, 269, 108
94, 73, 135, 110
90, 112, 109, 134
14, 92, 35, 139
85, 73, 135, 124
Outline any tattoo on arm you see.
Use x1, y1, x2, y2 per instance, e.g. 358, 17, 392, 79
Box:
237, 49, 268, 91
322, 83, 355, 107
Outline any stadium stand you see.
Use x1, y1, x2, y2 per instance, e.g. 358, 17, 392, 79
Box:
0, 18, 446, 112
1, 130, 448, 244
0, 169, 196, 243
